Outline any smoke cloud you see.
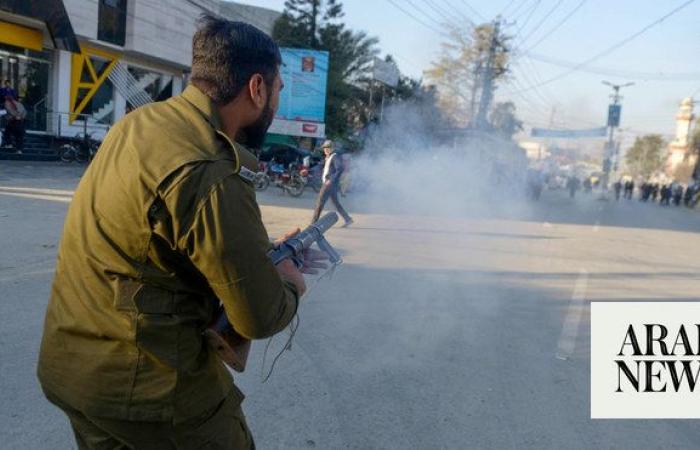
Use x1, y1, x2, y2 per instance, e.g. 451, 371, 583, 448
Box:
349, 102, 533, 220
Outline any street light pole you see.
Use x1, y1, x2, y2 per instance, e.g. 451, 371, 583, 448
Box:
601, 81, 634, 191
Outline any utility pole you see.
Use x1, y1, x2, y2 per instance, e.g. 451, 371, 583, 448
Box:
475, 18, 502, 130
601, 81, 634, 190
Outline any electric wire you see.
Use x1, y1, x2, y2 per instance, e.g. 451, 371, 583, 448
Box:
517, 0, 566, 48
513, 0, 697, 94
523, 0, 587, 52
385, 0, 447, 36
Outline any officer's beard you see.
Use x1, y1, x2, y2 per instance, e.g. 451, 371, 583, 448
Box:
238, 97, 274, 150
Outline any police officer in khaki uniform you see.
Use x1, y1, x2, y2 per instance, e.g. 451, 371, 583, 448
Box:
37, 16, 310, 449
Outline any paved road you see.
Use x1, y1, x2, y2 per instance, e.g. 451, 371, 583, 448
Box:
2, 161, 700, 449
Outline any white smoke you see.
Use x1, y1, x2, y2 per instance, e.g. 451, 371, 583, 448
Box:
350, 102, 532, 219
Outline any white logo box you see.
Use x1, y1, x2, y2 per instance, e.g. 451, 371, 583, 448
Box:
591, 302, 700, 419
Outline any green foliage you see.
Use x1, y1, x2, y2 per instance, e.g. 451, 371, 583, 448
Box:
625, 134, 666, 178
425, 23, 511, 127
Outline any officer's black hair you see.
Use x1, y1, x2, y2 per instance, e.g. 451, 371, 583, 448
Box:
190, 14, 282, 105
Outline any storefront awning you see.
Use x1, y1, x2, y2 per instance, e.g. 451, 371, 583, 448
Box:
0, 0, 81, 53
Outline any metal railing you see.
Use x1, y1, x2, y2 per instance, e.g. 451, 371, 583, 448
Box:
28, 101, 111, 137
50, 110, 110, 138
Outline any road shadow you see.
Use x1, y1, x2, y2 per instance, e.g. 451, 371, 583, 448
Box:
243, 264, 700, 450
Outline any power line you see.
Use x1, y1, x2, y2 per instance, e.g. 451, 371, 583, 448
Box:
385, 0, 446, 36
438, 0, 477, 28
516, 0, 566, 48
508, 0, 535, 20
404, 0, 448, 29
513, 0, 697, 94
500, 0, 519, 17
524, 51, 700, 81
420, 0, 459, 25
524, 0, 587, 52
513, 0, 541, 40
454, 0, 486, 21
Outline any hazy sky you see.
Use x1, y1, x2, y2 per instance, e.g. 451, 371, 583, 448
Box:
240, 0, 699, 145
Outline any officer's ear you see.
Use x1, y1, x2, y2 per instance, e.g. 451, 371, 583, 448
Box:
248, 74, 267, 111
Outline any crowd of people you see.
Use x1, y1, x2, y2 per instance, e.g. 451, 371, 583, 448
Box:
606, 178, 698, 206
626, 180, 699, 207
561, 175, 699, 208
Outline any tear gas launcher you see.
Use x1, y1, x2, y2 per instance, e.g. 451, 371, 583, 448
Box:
204, 212, 342, 372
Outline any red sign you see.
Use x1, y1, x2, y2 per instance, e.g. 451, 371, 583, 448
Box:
302, 123, 318, 133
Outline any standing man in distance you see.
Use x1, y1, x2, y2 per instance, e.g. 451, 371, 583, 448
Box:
38, 16, 317, 449
311, 139, 353, 226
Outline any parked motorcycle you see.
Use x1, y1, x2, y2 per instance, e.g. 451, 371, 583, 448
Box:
59, 132, 100, 163
254, 160, 306, 197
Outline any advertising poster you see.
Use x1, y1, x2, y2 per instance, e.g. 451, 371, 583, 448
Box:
269, 48, 329, 138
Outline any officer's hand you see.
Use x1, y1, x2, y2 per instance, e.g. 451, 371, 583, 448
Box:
276, 258, 306, 297
274, 229, 306, 296
300, 248, 329, 275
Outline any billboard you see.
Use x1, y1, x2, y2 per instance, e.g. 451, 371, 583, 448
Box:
372, 57, 400, 88
269, 47, 329, 138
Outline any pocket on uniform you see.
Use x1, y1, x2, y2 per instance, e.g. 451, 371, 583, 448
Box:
136, 313, 178, 367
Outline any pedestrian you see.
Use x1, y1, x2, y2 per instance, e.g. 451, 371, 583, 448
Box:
651, 183, 659, 202
627, 180, 635, 199
659, 185, 670, 206
1, 79, 17, 100
37, 16, 324, 449
613, 179, 622, 201
673, 184, 683, 206
311, 139, 353, 226
684, 184, 695, 206
3, 95, 26, 153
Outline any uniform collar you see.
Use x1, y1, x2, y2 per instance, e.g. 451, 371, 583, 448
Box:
180, 84, 259, 175
181, 84, 223, 131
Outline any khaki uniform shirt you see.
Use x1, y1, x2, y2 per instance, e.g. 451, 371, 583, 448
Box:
38, 85, 299, 423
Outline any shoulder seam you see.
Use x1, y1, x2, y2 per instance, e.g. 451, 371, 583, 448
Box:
176, 171, 244, 249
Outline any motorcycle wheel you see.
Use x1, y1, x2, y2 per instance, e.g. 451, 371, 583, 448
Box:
254, 173, 270, 191
59, 144, 76, 163
75, 147, 89, 164
287, 177, 305, 197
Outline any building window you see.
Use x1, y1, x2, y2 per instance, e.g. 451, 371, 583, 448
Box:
98, 0, 127, 46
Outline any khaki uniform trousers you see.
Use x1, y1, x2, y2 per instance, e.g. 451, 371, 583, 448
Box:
52, 389, 255, 450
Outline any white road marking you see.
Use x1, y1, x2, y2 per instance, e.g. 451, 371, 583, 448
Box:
556, 269, 589, 360
0, 186, 74, 196
0, 191, 72, 203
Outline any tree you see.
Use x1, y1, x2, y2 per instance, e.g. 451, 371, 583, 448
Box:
489, 101, 522, 139
272, 0, 343, 48
625, 134, 666, 178
425, 24, 510, 127
272, 0, 379, 138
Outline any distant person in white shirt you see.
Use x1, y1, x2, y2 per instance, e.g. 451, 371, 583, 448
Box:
311, 139, 353, 226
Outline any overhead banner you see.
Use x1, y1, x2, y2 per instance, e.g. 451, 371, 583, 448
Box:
272, 48, 329, 138
531, 127, 607, 138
